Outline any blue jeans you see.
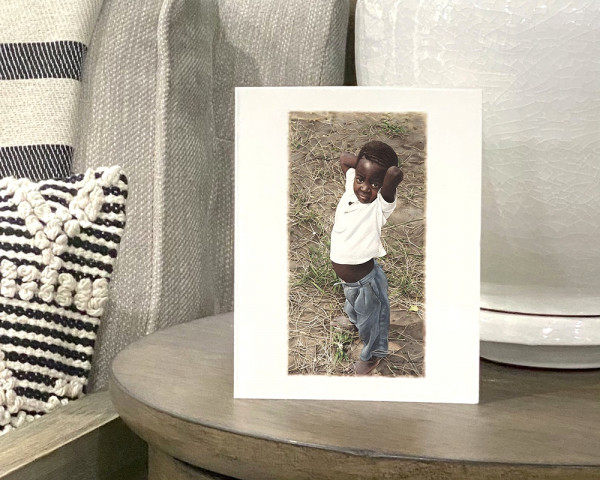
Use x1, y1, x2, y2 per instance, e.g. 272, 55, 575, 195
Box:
340, 260, 390, 362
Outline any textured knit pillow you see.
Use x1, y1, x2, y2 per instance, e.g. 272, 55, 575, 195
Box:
0, 166, 127, 434
0, 1, 103, 180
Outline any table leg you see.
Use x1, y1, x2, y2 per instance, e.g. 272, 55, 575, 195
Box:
148, 446, 235, 480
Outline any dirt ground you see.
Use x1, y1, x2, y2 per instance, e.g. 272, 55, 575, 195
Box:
288, 111, 426, 377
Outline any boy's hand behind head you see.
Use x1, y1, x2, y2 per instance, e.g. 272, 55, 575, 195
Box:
386, 166, 403, 183
340, 152, 358, 174
380, 165, 403, 203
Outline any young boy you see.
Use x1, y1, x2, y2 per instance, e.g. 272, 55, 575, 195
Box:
330, 140, 403, 375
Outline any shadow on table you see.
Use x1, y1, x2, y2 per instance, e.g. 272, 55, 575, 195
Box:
479, 359, 600, 405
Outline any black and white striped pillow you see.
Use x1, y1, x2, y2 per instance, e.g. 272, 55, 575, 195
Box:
0, 1, 103, 180
0, 166, 127, 434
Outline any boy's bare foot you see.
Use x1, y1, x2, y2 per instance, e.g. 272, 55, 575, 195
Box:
331, 316, 357, 331
354, 357, 382, 376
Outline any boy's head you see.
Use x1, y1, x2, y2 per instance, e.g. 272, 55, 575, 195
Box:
354, 141, 398, 204
356, 140, 398, 170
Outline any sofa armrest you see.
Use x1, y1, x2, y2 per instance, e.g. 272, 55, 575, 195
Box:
74, 0, 220, 392
0, 392, 146, 480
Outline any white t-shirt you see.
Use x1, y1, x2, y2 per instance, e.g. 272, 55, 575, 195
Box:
330, 168, 396, 264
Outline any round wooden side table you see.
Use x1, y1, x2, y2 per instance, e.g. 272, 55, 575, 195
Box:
109, 312, 600, 479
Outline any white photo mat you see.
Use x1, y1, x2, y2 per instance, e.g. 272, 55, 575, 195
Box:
234, 87, 481, 403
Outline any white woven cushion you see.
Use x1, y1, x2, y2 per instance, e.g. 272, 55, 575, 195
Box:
0, 166, 127, 434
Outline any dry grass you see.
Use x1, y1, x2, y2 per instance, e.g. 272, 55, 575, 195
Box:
287, 112, 426, 377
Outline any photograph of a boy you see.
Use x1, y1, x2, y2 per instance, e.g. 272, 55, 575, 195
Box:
330, 141, 403, 375
288, 111, 426, 378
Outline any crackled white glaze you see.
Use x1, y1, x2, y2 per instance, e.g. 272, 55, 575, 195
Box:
480, 309, 600, 346
356, 0, 600, 364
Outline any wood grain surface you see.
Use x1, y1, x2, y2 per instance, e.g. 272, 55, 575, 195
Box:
0, 390, 147, 480
149, 447, 232, 480
110, 313, 600, 479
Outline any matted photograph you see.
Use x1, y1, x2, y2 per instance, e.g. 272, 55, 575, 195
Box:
235, 87, 481, 403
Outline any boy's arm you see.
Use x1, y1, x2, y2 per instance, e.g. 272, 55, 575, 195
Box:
380, 166, 403, 203
340, 152, 358, 174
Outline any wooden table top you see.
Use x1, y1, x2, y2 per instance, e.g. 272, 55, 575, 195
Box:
110, 312, 600, 479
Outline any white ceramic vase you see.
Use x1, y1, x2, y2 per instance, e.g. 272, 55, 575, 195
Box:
355, 0, 600, 368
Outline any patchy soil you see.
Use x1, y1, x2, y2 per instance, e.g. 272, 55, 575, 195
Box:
287, 111, 426, 377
